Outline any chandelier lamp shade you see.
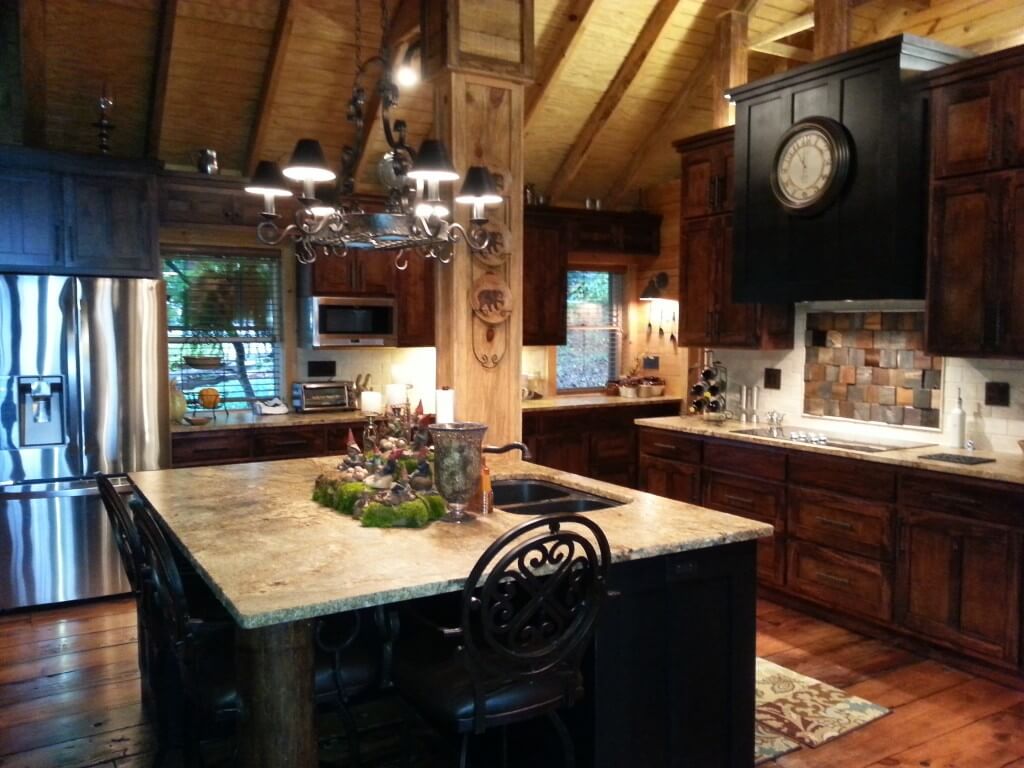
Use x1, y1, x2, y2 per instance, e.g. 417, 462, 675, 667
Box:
244, 135, 503, 267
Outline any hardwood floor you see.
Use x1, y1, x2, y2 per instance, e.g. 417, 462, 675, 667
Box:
0, 597, 1022, 767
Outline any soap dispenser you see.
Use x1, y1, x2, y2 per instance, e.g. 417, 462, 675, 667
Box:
947, 388, 966, 449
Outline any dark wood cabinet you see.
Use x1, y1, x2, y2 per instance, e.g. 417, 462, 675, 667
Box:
0, 169, 60, 271
637, 453, 701, 504
932, 61, 1024, 179
523, 212, 568, 346
171, 420, 367, 468
159, 174, 269, 227
524, 402, 680, 485
395, 254, 435, 347
63, 174, 157, 276
681, 128, 734, 219
0, 148, 159, 277
675, 130, 793, 350
638, 426, 1024, 677
926, 172, 1024, 357
897, 508, 1021, 668
308, 252, 396, 297
932, 76, 1005, 179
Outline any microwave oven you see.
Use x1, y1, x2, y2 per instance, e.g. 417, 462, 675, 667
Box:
301, 296, 397, 348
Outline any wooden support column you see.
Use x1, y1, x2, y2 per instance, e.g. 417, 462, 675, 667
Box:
814, 0, 850, 59
710, 10, 748, 128
425, 1, 531, 446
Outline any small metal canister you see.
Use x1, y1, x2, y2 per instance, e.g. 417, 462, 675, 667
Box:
196, 148, 219, 175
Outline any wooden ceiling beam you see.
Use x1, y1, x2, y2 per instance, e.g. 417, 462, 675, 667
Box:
752, 40, 814, 61
19, 0, 46, 147
546, 0, 682, 204
748, 12, 814, 48
814, 0, 850, 58
246, 0, 296, 175
147, 0, 178, 159
525, 0, 597, 129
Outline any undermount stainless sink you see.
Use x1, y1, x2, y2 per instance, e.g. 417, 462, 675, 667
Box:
492, 479, 623, 515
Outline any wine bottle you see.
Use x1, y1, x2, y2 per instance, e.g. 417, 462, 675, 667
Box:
690, 398, 706, 413
706, 398, 723, 413
690, 382, 707, 396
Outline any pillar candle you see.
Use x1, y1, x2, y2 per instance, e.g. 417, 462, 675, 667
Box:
435, 388, 455, 424
385, 383, 407, 406
360, 390, 383, 415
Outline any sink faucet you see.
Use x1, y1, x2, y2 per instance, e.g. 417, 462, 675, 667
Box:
483, 442, 532, 461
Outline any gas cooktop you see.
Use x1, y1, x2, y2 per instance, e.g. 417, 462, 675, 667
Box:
732, 427, 936, 454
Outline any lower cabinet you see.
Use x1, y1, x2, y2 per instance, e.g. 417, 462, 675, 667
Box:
171, 420, 366, 468
897, 508, 1022, 668
636, 426, 1024, 677
637, 454, 701, 504
523, 402, 681, 487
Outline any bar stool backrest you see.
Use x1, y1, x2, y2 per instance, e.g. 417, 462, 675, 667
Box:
96, 473, 144, 592
133, 502, 193, 650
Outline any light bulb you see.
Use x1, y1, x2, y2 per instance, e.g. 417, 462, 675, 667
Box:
396, 64, 419, 87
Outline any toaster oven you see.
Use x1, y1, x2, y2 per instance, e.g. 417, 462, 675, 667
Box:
291, 381, 358, 412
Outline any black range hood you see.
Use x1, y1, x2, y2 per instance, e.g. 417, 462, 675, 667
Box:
727, 35, 969, 303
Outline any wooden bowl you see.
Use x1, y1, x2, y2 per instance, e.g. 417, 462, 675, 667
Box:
184, 415, 212, 426
184, 356, 223, 369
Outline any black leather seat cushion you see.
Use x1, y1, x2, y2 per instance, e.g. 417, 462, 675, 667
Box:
393, 648, 582, 733
314, 640, 378, 702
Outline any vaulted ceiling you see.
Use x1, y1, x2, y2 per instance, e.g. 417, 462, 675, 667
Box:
2, 0, 1023, 209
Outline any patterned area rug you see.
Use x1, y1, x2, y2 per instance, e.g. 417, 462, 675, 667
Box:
754, 658, 890, 764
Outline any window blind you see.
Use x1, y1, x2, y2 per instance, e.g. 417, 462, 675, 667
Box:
556, 271, 624, 392
164, 251, 282, 405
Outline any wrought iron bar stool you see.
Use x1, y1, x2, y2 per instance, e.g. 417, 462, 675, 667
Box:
391, 514, 611, 767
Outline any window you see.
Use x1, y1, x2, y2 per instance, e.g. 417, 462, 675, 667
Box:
165, 250, 282, 407
556, 270, 624, 392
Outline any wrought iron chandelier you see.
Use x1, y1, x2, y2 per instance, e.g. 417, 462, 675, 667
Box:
243, 0, 502, 268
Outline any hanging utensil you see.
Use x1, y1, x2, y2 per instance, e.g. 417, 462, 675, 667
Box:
658, 302, 665, 338
670, 310, 677, 348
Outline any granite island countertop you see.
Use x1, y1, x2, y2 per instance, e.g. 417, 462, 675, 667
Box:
635, 416, 1024, 486
128, 455, 771, 629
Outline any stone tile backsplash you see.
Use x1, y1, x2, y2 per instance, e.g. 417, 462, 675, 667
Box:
803, 311, 941, 427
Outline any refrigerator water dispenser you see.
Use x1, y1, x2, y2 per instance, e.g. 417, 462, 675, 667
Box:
18, 376, 66, 447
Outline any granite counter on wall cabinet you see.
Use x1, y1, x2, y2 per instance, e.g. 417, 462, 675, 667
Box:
634, 416, 1024, 487
171, 409, 367, 433
522, 394, 681, 412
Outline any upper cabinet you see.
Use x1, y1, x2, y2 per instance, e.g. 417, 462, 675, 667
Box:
932, 66, 1024, 179
524, 211, 568, 346
925, 45, 1024, 358
0, 147, 159, 278
523, 207, 662, 347
675, 128, 793, 350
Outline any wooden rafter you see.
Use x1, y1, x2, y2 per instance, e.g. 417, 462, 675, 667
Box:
604, 0, 764, 206
146, 0, 178, 159
525, 0, 596, 129
752, 40, 813, 62
246, 0, 296, 175
748, 11, 814, 49
19, 0, 46, 147
546, 0, 682, 204
352, 0, 421, 186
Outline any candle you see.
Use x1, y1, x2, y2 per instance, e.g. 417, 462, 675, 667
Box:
360, 390, 383, 415
385, 383, 407, 407
435, 388, 455, 424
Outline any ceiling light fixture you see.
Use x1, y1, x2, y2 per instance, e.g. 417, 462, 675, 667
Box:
244, 0, 501, 269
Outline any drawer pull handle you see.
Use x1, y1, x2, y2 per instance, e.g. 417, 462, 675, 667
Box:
931, 492, 975, 507
263, 440, 310, 449
815, 571, 851, 588
816, 516, 854, 531
651, 442, 677, 451
724, 493, 754, 507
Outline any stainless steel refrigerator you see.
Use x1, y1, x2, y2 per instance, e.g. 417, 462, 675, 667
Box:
0, 275, 168, 610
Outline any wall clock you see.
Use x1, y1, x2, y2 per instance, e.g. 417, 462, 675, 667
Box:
770, 117, 852, 215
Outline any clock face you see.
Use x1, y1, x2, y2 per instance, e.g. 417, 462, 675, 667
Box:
770, 117, 852, 215
776, 128, 835, 207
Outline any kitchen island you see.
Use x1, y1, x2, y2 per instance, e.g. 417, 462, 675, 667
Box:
129, 456, 771, 768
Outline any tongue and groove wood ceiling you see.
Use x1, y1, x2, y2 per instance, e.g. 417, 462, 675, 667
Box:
4, 0, 1024, 208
